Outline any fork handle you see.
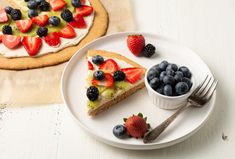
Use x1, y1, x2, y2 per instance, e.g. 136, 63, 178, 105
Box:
143, 103, 191, 143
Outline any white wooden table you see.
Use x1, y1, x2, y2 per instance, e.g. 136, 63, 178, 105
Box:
1, 0, 235, 158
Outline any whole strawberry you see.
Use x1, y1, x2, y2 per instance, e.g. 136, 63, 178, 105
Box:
127, 34, 145, 56
125, 114, 148, 138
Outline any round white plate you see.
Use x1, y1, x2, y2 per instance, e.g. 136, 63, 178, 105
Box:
61, 32, 216, 150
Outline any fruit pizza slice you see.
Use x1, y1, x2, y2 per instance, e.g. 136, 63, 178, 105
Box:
86, 50, 146, 117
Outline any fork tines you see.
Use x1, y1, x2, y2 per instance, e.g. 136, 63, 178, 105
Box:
191, 75, 218, 103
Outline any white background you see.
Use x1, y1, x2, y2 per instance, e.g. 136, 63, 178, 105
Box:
0, 0, 235, 158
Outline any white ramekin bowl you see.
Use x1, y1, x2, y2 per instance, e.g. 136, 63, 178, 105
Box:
144, 66, 195, 110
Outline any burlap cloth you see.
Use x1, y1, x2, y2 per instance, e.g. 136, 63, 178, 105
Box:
0, 0, 135, 106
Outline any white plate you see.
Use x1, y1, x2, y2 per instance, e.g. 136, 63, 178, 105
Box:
61, 32, 216, 150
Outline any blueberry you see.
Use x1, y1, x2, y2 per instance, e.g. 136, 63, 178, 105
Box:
71, 0, 81, 7
86, 86, 99, 101
113, 125, 127, 139
159, 71, 167, 81
149, 77, 160, 89
5, 6, 13, 15
61, 9, 73, 22
163, 75, 175, 86
156, 84, 164, 94
175, 82, 189, 95
159, 60, 168, 71
27, 0, 38, 9
174, 74, 183, 83
2, 25, 12, 35
182, 77, 192, 89
166, 64, 178, 72
151, 64, 161, 74
175, 71, 184, 77
49, 16, 61, 26
147, 69, 159, 81
35, 0, 45, 5
38, 1, 50, 11
92, 55, 104, 65
93, 70, 105, 80
113, 70, 125, 81
166, 69, 175, 76
163, 85, 173, 96
37, 27, 48, 37
28, 9, 38, 18
10, 9, 22, 20
179, 66, 192, 78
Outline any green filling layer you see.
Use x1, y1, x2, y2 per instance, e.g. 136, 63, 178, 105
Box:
102, 88, 115, 99
88, 100, 100, 109
64, 0, 75, 12
97, 86, 106, 93
115, 81, 131, 90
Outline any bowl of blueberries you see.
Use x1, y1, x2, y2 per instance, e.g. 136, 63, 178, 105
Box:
145, 60, 194, 109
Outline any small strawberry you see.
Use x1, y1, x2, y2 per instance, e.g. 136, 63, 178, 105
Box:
88, 61, 93, 70
99, 59, 118, 74
16, 19, 33, 33
76, 5, 93, 16
44, 32, 61, 47
92, 73, 114, 87
49, 0, 66, 11
32, 15, 49, 27
124, 113, 148, 138
0, 35, 2, 42
22, 36, 42, 56
121, 67, 144, 84
127, 35, 145, 56
0, 9, 8, 23
69, 14, 87, 28
57, 24, 76, 38
2, 35, 21, 49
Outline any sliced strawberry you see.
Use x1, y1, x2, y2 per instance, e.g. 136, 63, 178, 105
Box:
88, 61, 93, 70
16, 19, 33, 33
121, 67, 144, 84
0, 9, 8, 23
0, 35, 2, 42
44, 32, 61, 47
2, 35, 21, 49
99, 59, 118, 74
69, 14, 87, 28
76, 5, 93, 16
49, 0, 66, 11
57, 24, 76, 39
22, 36, 42, 56
92, 73, 114, 87
32, 15, 49, 27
